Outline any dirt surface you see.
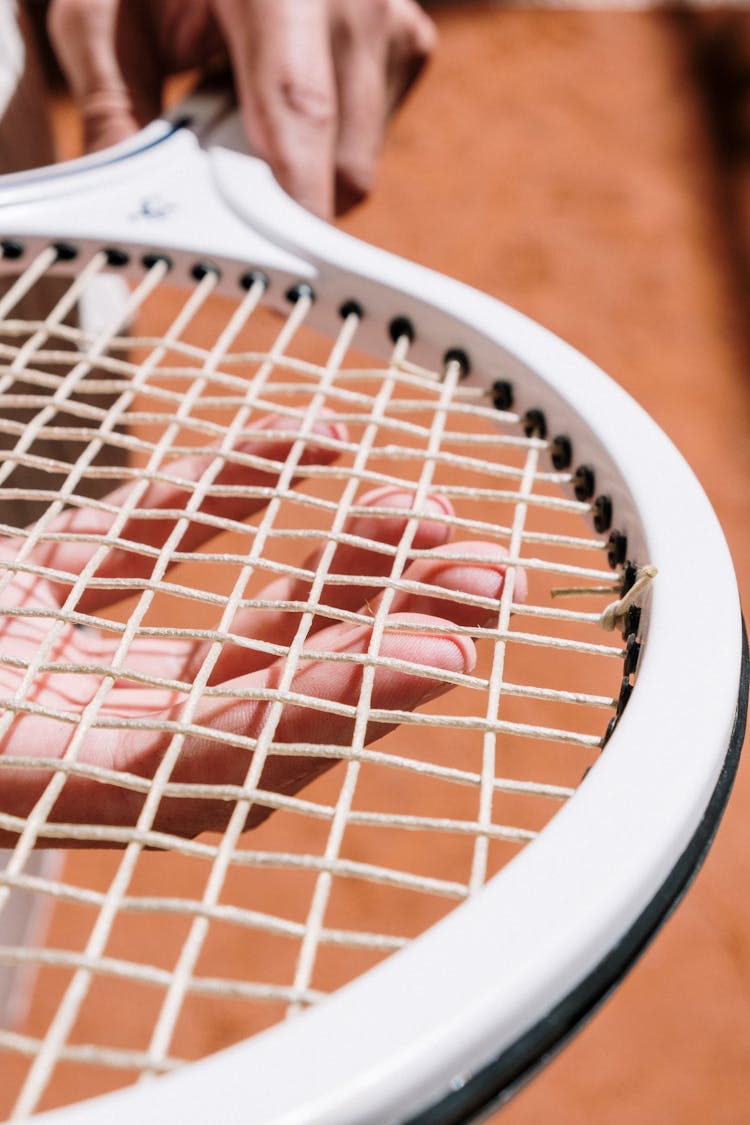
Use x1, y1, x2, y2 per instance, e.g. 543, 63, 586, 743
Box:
345, 6, 749, 1123
38, 5, 750, 1122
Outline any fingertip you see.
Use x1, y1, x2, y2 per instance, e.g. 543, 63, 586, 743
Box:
357, 485, 453, 518
436, 541, 528, 603
334, 161, 375, 215
313, 409, 348, 445
253, 410, 347, 445
508, 561, 528, 604
302, 612, 475, 676
358, 488, 453, 528
412, 9, 439, 62
242, 78, 336, 219
83, 110, 137, 153
351, 487, 453, 549
56, 76, 140, 156
383, 612, 476, 674
275, 168, 334, 220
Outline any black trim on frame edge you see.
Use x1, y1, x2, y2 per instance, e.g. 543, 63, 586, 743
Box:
405, 617, 749, 1125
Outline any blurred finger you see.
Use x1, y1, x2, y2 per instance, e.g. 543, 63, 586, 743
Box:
47, 0, 152, 151
0, 602, 475, 840
383, 0, 437, 115
215, 0, 337, 218
330, 5, 389, 212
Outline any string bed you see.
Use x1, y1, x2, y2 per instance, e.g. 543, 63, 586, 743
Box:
0, 250, 628, 1118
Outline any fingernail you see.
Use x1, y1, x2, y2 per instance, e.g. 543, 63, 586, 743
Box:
255, 411, 347, 443
357, 486, 453, 518
434, 541, 528, 603
383, 613, 476, 673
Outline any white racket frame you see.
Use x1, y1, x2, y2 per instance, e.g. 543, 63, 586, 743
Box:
0, 99, 745, 1124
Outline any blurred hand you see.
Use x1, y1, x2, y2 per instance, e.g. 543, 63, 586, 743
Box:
47, 0, 437, 217
0, 413, 522, 844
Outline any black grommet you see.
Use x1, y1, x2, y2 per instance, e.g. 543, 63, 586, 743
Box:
624, 633, 641, 677
491, 380, 514, 411
601, 716, 618, 748
389, 315, 415, 343
286, 282, 315, 303
573, 464, 596, 501
444, 347, 470, 376
592, 494, 613, 533
142, 252, 172, 271
616, 677, 633, 718
550, 434, 572, 470
621, 560, 638, 595
191, 260, 220, 281
240, 269, 269, 291
339, 299, 364, 319
1, 239, 24, 260
53, 242, 78, 262
104, 247, 129, 267
522, 408, 547, 440
607, 529, 628, 568
623, 603, 641, 639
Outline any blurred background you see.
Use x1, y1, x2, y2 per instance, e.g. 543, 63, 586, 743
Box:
359, 5, 749, 1122
10, 1, 750, 1121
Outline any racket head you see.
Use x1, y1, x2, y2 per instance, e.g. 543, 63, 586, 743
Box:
0, 101, 744, 1123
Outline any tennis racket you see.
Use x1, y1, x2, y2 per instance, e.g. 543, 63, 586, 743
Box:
0, 90, 745, 1125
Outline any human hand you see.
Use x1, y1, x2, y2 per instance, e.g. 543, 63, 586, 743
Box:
46, 0, 437, 217
0, 413, 523, 844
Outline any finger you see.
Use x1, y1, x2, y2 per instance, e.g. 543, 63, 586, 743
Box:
0, 612, 474, 842
329, 0, 437, 213
194, 485, 455, 682
383, 0, 437, 116
269, 610, 475, 745
34, 413, 345, 612
375, 541, 528, 627
234, 539, 523, 673
329, 5, 389, 213
118, 612, 476, 836
47, 0, 153, 151
214, 0, 337, 218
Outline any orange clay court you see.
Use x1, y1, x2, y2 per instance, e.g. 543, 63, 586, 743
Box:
7, 5, 750, 1123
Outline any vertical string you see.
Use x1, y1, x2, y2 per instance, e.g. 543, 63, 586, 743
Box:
468, 442, 539, 893
0, 247, 60, 322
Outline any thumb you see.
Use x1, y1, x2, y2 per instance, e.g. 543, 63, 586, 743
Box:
47, 0, 143, 151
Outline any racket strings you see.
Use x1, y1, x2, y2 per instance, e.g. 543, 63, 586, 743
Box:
138, 297, 373, 1068
0, 269, 621, 732
284, 345, 463, 1018
0, 255, 630, 1115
